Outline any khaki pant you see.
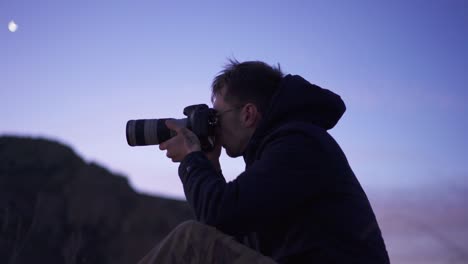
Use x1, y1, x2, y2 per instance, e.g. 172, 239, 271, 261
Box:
138, 220, 277, 264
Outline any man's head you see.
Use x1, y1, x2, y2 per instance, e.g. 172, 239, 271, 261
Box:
211, 59, 284, 157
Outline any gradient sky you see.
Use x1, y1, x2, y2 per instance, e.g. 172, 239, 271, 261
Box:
2, 0, 467, 262
2, 0, 466, 196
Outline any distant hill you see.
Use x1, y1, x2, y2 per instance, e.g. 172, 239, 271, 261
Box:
0, 136, 194, 264
2, 136, 467, 264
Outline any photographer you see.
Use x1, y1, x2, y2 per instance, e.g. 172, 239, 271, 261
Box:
138, 60, 390, 263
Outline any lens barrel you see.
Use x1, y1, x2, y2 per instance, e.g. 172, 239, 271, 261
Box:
126, 118, 186, 146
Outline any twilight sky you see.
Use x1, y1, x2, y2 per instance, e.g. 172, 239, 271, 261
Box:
1, 0, 467, 261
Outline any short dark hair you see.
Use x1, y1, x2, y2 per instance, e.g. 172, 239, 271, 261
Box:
211, 59, 284, 114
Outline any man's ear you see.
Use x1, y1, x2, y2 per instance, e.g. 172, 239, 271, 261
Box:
242, 103, 261, 128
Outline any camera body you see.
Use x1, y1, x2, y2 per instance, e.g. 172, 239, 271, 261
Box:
126, 104, 218, 151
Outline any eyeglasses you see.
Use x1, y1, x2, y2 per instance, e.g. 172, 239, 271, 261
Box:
215, 104, 246, 117
214, 106, 243, 126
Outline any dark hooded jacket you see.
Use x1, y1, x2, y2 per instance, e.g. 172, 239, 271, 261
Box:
178, 75, 390, 263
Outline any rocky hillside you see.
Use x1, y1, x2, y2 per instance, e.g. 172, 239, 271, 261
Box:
0, 136, 194, 264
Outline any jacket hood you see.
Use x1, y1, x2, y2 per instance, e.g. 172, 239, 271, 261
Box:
243, 74, 346, 164
243, 74, 346, 163
256, 74, 346, 136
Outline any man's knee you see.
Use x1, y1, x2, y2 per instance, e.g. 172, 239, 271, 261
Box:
172, 220, 215, 238
174, 220, 204, 230
138, 221, 210, 264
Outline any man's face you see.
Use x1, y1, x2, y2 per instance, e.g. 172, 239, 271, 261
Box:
212, 88, 248, 158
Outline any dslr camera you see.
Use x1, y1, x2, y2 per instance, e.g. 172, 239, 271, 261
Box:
126, 104, 218, 151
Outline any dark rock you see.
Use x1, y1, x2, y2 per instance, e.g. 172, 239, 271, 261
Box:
0, 135, 193, 264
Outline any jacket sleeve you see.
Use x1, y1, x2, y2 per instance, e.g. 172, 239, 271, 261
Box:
178, 132, 336, 236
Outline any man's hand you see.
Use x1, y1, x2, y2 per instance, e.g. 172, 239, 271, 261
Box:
159, 120, 201, 162
204, 139, 222, 172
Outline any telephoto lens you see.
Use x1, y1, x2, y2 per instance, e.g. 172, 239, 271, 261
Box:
126, 104, 218, 151
126, 118, 187, 146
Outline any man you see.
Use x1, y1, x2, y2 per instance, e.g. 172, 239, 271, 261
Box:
139, 60, 390, 263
